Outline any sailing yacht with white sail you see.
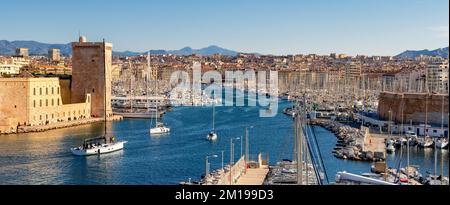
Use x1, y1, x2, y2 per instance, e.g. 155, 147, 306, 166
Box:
206, 101, 218, 141
148, 52, 170, 135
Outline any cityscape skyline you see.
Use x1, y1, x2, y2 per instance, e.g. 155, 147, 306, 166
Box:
0, 0, 448, 56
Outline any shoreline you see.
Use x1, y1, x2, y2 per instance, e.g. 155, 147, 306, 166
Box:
0, 115, 123, 135
310, 119, 386, 162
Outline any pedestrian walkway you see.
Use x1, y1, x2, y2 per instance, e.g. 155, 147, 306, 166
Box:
235, 165, 269, 185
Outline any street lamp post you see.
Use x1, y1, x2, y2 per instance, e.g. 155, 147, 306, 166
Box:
230, 137, 240, 185
221, 150, 224, 171
205, 154, 218, 185
388, 110, 392, 139
245, 126, 254, 162
240, 136, 243, 159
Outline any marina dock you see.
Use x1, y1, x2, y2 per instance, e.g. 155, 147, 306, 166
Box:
201, 154, 270, 185
235, 165, 269, 185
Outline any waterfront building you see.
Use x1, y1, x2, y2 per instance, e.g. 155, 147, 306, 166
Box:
71, 36, 113, 118
0, 77, 91, 133
427, 60, 449, 94
378, 92, 449, 126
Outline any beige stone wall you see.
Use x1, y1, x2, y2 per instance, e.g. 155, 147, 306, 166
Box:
0, 77, 92, 132
59, 79, 71, 104
71, 42, 112, 118
378, 92, 449, 125
0, 78, 29, 130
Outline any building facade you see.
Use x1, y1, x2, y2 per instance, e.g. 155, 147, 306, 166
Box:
0, 77, 91, 133
378, 92, 449, 126
0, 64, 21, 75
71, 36, 113, 118
427, 60, 449, 94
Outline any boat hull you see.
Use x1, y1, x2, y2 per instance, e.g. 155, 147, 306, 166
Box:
114, 111, 163, 119
207, 133, 218, 141
71, 141, 127, 156
150, 127, 170, 134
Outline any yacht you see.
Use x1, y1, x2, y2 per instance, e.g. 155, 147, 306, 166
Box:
386, 143, 395, 153
71, 136, 127, 156
207, 131, 218, 141
435, 137, 449, 149
418, 136, 434, 148
206, 101, 218, 141
150, 122, 171, 134
147, 52, 170, 135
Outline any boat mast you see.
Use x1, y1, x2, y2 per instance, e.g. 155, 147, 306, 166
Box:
149, 51, 158, 126
212, 101, 215, 132
441, 94, 445, 184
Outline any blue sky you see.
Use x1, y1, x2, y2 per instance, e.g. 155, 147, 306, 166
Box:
0, 0, 448, 55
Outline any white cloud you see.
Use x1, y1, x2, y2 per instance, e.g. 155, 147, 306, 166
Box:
428, 26, 449, 39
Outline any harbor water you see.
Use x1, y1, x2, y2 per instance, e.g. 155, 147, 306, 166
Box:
0, 90, 448, 184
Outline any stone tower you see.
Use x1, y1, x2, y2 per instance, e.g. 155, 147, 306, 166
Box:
71, 36, 112, 118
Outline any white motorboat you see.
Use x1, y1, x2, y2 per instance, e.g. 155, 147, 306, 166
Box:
206, 131, 218, 141
418, 136, 434, 148
71, 137, 127, 156
435, 138, 449, 149
114, 110, 163, 119
386, 144, 395, 153
150, 122, 171, 134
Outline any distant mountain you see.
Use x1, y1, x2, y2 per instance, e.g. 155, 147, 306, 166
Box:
155, 45, 239, 56
396, 47, 449, 59
0, 40, 240, 57
0, 40, 71, 56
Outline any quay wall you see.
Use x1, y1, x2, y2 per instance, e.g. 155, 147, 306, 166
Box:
378, 92, 448, 126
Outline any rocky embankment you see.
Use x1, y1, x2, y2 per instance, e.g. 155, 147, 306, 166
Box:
0, 116, 123, 135
310, 119, 385, 162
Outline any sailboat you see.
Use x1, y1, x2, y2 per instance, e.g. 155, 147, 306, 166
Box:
150, 101, 170, 134
71, 40, 127, 156
148, 51, 170, 135
206, 101, 218, 141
